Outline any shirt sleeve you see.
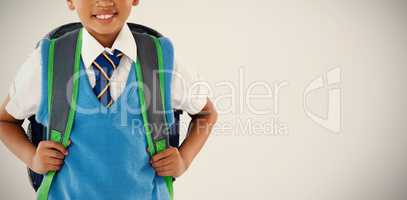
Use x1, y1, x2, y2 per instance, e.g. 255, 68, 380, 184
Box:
5, 48, 42, 120
171, 59, 208, 115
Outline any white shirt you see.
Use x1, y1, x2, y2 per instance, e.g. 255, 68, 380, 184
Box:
6, 24, 207, 120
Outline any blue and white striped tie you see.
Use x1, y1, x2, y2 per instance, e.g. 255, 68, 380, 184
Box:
92, 49, 123, 107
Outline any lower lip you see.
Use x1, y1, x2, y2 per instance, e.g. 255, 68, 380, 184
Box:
93, 14, 117, 23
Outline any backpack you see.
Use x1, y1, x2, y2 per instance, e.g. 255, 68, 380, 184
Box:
25, 22, 182, 200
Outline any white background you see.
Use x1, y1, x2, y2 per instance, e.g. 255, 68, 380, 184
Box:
1, 0, 407, 199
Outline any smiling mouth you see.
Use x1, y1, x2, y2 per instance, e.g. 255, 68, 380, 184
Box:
92, 12, 118, 20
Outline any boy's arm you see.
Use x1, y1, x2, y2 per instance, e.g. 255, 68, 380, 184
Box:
0, 96, 36, 166
0, 96, 67, 174
151, 98, 218, 177
179, 98, 217, 167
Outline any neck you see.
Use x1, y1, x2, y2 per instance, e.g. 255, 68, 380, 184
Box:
87, 29, 120, 48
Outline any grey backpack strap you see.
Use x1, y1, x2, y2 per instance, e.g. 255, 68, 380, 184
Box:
132, 31, 174, 200
48, 29, 81, 142
38, 29, 82, 200
132, 32, 170, 151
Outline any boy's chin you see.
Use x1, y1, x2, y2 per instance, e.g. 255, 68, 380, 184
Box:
88, 23, 123, 36
94, 27, 120, 35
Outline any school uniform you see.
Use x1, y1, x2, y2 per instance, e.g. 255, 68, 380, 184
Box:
6, 24, 207, 199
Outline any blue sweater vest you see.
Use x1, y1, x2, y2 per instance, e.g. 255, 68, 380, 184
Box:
35, 56, 171, 199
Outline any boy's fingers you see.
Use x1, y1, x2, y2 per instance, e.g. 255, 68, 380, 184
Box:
155, 165, 173, 173
152, 156, 175, 168
46, 157, 64, 166
152, 147, 176, 162
156, 170, 174, 177
43, 141, 68, 155
152, 150, 171, 162
45, 149, 65, 159
47, 164, 61, 172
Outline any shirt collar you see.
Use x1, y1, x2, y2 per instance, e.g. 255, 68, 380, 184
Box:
81, 24, 137, 69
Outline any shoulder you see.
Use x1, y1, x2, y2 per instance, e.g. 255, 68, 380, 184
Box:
5, 42, 44, 120
158, 37, 175, 70
158, 37, 174, 52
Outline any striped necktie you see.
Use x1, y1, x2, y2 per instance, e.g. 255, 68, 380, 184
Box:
92, 49, 123, 107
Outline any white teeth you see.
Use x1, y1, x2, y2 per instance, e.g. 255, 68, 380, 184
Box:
96, 14, 114, 20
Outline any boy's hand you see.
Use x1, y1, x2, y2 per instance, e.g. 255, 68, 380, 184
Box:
29, 141, 68, 174
151, 147, 189, 177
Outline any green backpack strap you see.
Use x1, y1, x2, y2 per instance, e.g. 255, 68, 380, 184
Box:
37, 29, 82, 200
132, 32, 174, 200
